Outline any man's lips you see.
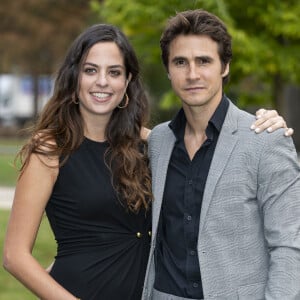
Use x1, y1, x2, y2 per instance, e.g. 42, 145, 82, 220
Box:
184, 86, 205, 91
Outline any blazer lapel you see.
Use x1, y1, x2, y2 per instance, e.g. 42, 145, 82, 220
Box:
199, 102, 239, 235
152, 130, 176, 239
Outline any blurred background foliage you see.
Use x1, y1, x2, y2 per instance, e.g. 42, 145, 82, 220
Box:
0, 0, 300, 147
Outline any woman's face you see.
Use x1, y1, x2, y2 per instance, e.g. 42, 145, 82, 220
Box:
78, 41, 131, 123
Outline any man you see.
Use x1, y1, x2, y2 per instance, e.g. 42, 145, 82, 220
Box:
142, 9, 300, 300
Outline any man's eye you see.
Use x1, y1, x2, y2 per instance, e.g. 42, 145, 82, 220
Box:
197, 58, 210, 65
175, 59, 186, 66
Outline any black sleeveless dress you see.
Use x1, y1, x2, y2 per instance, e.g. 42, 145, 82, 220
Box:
46, 138, 151, 300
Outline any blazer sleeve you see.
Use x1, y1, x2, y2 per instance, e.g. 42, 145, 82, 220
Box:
256, 130, 300, 299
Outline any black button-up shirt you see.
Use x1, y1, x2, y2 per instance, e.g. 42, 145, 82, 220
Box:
154, 97, 229, 298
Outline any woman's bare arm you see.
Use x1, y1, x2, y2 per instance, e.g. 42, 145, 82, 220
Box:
3, 153, 79, 300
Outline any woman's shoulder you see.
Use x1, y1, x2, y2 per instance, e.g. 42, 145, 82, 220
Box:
27, 131, 59, 166
141, 127, 151, 140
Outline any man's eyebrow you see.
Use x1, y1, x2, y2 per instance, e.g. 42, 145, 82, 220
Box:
171, 56, 186, 62
195, 55, 213, 60
171, 55, 213, 62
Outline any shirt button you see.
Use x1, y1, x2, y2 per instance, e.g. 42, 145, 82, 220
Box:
190, 250, 195, 256
188, 180, 193, 185
193, 282, 199, 288
187, 215, 192, 221
136, 232, 142, 238
148, 231, 152, 237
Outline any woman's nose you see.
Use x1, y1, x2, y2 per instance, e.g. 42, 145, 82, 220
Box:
96, 72, 108, 86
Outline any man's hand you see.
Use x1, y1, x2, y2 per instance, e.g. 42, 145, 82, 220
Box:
251, 108, 294, 136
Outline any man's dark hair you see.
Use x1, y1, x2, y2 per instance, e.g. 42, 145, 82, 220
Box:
160, 9, 232, 84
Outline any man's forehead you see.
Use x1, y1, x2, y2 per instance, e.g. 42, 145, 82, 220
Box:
169, 35, 219, 58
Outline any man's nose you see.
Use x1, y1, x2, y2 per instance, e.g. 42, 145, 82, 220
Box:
188, 64, 200, 80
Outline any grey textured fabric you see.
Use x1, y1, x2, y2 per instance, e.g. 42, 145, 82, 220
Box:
152, 288, 203, 300
142, 99, 300, 300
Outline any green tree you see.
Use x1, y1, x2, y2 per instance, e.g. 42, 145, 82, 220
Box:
0, 0, 95, 120
227, 0, 300, 113
91, 0, 300, 122
91, 0, 231, 122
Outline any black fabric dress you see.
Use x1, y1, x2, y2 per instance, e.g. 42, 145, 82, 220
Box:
46, 138, 151, 300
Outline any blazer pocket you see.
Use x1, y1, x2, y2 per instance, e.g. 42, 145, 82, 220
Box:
238, 282, 265, 300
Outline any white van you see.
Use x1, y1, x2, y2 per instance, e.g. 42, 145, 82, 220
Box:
0, 74, 53, 126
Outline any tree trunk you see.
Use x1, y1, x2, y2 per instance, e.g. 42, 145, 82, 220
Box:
284, 85, 300, 152
32, 73, 39, 121
272, 76, 299, 153
272, 74, 286, 116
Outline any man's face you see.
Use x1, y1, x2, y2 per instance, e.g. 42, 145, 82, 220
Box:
167, 34, 229, 111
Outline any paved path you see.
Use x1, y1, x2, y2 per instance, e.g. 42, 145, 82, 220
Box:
0, 186, 15, 209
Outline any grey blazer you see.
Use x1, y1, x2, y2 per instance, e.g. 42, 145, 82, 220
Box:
142, 100, 300, 300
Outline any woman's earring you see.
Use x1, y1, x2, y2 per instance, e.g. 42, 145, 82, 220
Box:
118, 93, 129, 109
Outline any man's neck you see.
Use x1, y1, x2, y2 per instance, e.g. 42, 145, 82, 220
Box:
182, 100, 220, 135
182, 97, 222, 160
183, 109, 209, 160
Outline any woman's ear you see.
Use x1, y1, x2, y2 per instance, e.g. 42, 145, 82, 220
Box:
126, 73, 132, 86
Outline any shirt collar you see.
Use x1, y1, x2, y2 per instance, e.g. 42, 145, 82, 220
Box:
169, 95, 229, 139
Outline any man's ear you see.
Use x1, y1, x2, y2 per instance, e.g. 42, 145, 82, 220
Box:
222, 63, 230, 77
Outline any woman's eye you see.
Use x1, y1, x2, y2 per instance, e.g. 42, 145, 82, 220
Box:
109, 70, 122, 77
84, 68, 96, 74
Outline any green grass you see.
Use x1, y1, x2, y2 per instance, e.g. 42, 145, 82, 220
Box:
0, 138, 24, 187
0, 138, 56, 299
0, 210, 56, 299
0, 154, 18, 187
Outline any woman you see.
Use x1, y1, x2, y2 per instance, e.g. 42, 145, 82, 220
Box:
2, 23, 292, 300
3, 24, 152, 300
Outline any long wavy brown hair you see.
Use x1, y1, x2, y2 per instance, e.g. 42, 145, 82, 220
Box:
17, 24, 152, 213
